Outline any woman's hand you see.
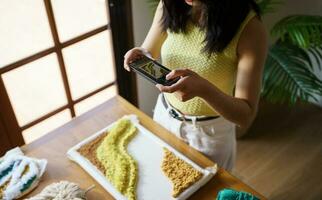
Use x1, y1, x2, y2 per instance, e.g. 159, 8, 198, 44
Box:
156, 69, 212, 102
123, 47, 153, 71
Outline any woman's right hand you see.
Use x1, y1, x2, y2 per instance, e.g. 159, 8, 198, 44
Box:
123, 47, 153, 71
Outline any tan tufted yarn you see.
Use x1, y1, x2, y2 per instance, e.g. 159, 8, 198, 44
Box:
27, 181, 93, 200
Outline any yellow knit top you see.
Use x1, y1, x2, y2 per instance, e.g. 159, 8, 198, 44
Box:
161, 10, 256, 116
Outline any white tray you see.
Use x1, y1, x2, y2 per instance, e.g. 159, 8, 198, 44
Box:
67, 115, 217, 200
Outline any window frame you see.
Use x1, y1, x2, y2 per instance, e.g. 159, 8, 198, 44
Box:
0, 0, 137, 154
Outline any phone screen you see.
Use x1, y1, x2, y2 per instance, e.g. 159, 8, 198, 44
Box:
138, 61, 168, 79
129, 56, 177, 86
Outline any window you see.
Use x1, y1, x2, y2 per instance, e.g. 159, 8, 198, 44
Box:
0, 0, 136, 147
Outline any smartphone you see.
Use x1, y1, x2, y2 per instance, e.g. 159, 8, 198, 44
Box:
129, 55, 179, 86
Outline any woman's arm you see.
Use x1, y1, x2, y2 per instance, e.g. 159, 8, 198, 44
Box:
203, 17, 267, 128
141, 2, 167, 59
124, 2, 167, 71
157, 17, 268, 132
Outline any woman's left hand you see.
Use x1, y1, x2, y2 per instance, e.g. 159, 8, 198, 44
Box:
156, 69, 211, 102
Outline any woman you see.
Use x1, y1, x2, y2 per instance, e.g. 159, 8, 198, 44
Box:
124, 0, 267, 171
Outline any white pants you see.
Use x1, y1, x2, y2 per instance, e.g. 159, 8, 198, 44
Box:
153, 94, 236, 171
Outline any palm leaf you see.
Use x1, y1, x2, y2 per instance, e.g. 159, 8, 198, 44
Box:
271, 15, 322, 48
256, 0, 283, 15
307, 46, 322, 70
262, 43, 322, 105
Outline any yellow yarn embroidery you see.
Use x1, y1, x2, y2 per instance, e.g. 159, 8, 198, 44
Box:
161, 11, 256, 116
96, 119, 138, 200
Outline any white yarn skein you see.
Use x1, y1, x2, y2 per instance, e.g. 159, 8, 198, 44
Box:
27, 181, 92, 200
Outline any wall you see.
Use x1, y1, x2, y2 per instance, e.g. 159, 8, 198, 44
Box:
131, 0, 159, 116
131, 0, 322, 116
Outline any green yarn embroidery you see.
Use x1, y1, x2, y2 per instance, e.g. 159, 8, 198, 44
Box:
0, 163, 15, 181
20, 175, 37, 193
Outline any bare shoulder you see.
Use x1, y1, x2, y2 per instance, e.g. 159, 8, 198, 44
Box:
237, 16, 268, 56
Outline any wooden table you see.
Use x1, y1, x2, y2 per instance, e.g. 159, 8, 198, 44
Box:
22, 96, 266, 199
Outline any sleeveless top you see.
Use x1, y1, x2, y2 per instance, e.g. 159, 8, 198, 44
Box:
161, 10, 256, 116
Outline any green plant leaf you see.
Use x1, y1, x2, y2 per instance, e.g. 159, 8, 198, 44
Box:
307, 46, 322, 70
271, 15, 322, 48
256, 0, 283, 15
262, 43, 322, 105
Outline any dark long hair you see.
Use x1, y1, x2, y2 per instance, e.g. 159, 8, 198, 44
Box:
161, 0, 260, 54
